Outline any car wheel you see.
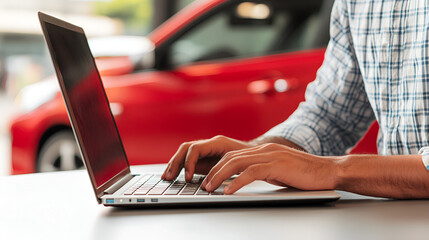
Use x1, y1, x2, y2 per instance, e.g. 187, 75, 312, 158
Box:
37, 131, 84, 172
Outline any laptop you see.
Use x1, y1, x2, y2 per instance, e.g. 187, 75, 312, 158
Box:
38, 12, 340, 207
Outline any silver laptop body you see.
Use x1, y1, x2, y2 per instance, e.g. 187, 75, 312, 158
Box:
38, 12, 339, 207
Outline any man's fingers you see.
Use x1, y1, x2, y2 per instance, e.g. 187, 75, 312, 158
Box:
203, 155, 246, 191
204, 153, 272, 192
163, 135, 252, 182
184, 140, 214, 181
224, 163, 270, 194
161, 164, 169, 179
164, 135, 246, 181
201, 144, 278, 188
163, 142, 192, 180
183, 135, 249, 181
201, 149, 243, 187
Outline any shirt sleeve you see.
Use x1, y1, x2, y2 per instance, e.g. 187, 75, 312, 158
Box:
418, 147, 429, 171
264, 0, 375, 156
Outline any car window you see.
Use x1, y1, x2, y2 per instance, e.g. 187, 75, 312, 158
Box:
176, 0, 196, 10
169, 0, 327, 67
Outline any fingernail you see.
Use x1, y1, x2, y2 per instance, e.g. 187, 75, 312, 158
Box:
185, 170, 190, 181
201, 180, 207, 188
206, 183, 212, 191
166, 169, 172, 179
224, 185, 231, 194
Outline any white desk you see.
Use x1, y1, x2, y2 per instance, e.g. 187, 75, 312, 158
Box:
0, 164, 428, 240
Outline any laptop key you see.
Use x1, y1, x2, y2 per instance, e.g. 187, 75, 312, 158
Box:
196, 188, 210, 195
148, 189, 166, 195
124, 174, 155, 195
164, 189, 182, 195
210, 191, 224, 195
179, 183, 200, 195
137, 174, 153, 183
180, 191, 196, 195
191, 176, 203, 184
134, 190, 150, 195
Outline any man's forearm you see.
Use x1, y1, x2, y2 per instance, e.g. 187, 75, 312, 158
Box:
249, 136, 429, 199
334, 154, 429, 199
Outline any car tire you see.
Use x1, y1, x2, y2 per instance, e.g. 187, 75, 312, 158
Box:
37, 131, 84, 172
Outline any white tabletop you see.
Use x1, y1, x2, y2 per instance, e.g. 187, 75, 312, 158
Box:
0, 164, 428, 240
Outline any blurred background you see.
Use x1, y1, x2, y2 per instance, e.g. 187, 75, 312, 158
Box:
2, 0, 368, 177
0, 0, 193, 176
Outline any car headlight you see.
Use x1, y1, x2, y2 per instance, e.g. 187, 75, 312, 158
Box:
14, 79, 59, 115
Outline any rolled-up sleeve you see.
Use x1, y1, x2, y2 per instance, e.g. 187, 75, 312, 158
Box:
418, 147, 429, 171
264, 0, 375, 156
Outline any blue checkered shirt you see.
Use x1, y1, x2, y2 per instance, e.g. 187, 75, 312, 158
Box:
265, 0, 429, 156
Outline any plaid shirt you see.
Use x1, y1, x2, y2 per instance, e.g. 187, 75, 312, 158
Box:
265, 0, 429, 156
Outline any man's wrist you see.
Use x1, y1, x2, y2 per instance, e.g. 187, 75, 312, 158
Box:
330, 155, 348, 191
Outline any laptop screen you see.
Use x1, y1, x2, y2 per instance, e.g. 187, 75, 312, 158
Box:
44, 21, 129, 188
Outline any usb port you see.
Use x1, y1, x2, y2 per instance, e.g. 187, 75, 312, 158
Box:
106, 199, 114, 204
137, 199, 145, 203
151, 199, 158, 203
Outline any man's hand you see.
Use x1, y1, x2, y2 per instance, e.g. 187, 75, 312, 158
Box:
161, 135, 253, 182
201, 143, 338, 194
162, 136, 429, 198
162, 135, 339, 194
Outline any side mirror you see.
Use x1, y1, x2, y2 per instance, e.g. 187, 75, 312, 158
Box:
89, 36, 155, 71
230, 2, 274, 26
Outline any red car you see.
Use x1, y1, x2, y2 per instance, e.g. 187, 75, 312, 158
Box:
10, 0, 378, 174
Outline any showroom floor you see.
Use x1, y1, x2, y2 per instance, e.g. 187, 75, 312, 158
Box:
0, 91, 13, 176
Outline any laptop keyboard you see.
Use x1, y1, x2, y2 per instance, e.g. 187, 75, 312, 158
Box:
123, 174, 223, 196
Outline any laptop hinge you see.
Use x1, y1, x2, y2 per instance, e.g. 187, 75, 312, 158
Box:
103, 173, 135, 195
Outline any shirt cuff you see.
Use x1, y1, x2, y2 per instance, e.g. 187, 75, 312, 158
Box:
418, 147, 429, 171
263, 121, 322, 155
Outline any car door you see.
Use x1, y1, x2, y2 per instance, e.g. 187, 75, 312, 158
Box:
118, 0, 333, 165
